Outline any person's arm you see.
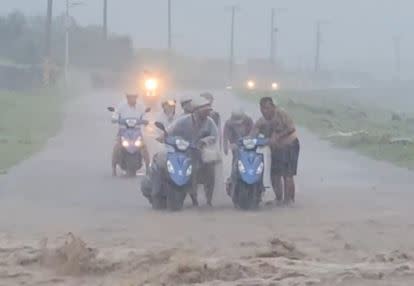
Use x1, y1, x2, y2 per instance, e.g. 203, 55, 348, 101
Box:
269, 111, 296, 147
276, 111, 296, 139
111, 104, 122, 123
250, 118, 263, 137
223, 121, 230, 155
246, 117, 254, 135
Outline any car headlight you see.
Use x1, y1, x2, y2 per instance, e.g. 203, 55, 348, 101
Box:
238, 160, 246, 173
176, 138, 190, 151
134, 139, 142, 147
167, 160, 175, 174
247, 80, 256, 90
243, 138, 257, 150
186, 165, 192, 176
145, 78, 158, 91
122, 140, 129, 148
256, 162, 264, 174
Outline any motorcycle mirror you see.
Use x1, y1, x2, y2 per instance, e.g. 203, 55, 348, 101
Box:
145, 107, 151, 113
154, 121, 166, 132
107, 107, 115, 112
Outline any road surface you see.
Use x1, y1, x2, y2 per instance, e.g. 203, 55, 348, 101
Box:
1, 89, 414, 285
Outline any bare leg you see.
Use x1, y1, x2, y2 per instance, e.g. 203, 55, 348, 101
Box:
284, 176, 295, 204
112, 141, 121, 176
141, 144, 150, 174
190, 193, 199, 207
271, 174, 283, 202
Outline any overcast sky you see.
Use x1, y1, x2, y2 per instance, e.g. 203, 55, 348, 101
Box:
2, 0, 413, 74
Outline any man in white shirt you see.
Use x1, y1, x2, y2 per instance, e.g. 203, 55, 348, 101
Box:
111, 93, 150, 176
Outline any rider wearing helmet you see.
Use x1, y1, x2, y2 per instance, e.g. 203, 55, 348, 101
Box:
150, 97, 218, 207
159, 99, 177, 126
200, 92, 221, 149
223, 109, 254, 196
111, 93, 150, 176
223, 109, 254, 157
180, 96, 193, 115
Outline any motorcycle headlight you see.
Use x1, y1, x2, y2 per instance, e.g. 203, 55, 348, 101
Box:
134, 138, 142, 147
145, 78, 158, 91
186, 165, 193, 176
122, 140, 129, 148
167, 160, 175, 174
243, 138, 257, 150
256, 162, 264, 175
238, 160, 246, 174
176, 138, 190, 151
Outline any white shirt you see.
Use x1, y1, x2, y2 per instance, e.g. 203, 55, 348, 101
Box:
154, 111, 176, 137
112, 100, 145, 123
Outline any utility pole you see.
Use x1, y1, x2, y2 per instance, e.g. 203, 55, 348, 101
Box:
270, 8, 275, 64
44, 0, 53, 86
227, 5, 239, 85
103, 0, 108, 39
65, 0, 69, 83
64, 1, 83, 83
314, 21, 321, 73
168, 0, 172, 51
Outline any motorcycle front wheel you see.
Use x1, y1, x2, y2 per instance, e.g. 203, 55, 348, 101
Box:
233, 181, 261, 210
166, 183, 187, 211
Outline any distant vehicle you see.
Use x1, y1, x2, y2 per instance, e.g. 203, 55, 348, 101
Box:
108, 106, 150, 177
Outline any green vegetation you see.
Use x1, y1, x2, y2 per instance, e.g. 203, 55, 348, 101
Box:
0, 88, 63, 172
239, 88, 414, 170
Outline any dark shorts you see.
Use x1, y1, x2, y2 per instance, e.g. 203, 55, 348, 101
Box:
271, 139, 300, 176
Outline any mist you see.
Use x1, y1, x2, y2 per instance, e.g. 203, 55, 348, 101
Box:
2, 0, 414, 78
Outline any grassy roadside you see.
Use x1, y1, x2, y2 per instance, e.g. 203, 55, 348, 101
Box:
0, 88, 65, 173
238, 89, 414, 170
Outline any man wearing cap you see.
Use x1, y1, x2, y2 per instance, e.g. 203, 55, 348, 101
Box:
179, 96, 193, 116
251, 97, 300, 205
200, 92, 222, 148
111, 93, 150, 176
223, 110, 254, 196
151, 97, 219, 207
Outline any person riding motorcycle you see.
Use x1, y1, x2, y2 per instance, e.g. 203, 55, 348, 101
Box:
223, 109, 254, 196
111, 93, 150, 176
157, 99, 177, 126
149, 97, 219, 207
180, 96, 193, 115
200, 92, 221, 148
223, 109, 254, 160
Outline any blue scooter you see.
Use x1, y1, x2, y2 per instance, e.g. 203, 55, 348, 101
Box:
108, 107, 150, 176
146, 122, 195, 211
231, 136, 268, 210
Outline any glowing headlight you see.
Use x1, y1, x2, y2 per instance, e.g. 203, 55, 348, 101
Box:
238, 160, 246, 173
271, 82, 279, 90
145, 78, 158, 91
122, 140, 129, 148
134, 139, 142, 147
242, 138, 258, 150
167, 160, 175, 174
256, 162, 264, 174
186, 165, 193, 176
247, 80, 256, 90
175, 138, 190, 151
